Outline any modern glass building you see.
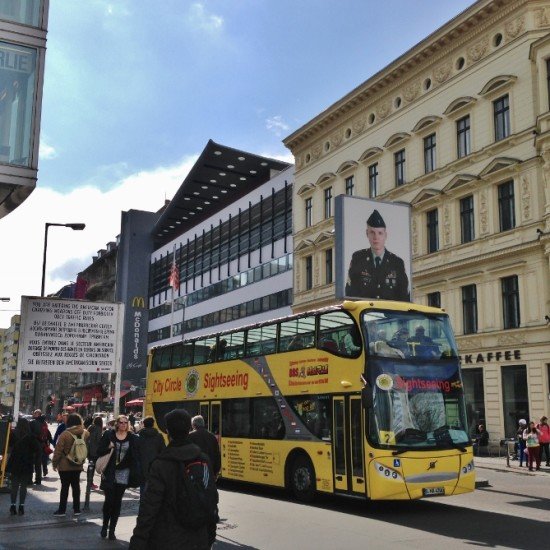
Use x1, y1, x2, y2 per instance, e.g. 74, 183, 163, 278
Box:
148, 140, 293, 347
0, 0, 48, 218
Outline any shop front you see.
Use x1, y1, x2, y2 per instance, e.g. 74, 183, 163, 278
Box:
461, 345, 549, 442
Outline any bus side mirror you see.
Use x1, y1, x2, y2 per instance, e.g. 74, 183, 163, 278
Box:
361, 386, 373, 410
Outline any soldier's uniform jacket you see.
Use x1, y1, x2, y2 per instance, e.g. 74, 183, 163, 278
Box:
346, 248, 409, 301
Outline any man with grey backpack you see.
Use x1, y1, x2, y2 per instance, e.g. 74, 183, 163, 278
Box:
51, 413, 89, 517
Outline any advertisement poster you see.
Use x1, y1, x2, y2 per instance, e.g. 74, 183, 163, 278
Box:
335, 195, 412, 302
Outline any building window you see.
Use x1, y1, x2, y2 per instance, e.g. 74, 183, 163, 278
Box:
325, 249, 333, 285
324, 187, 333, 219
460, 195, 475, 244
501, 365, 528, 438
426, 209, 439, 253
423, 133, 436, 174
305, 198, 312, 228
0, 0, 41, 26
0, 41, 38, 167
427, 292, 441, 309
462, 284, 478, 335
305, 255, 313, 290
498, 180, 515, 231
457, 115, 471, 158
368, 163, 378, 197
502, 275, 520, 329
462, 368, 485, 437
493, 94, 510, 141
345, 176, 354, 196
394, 149, 405, 186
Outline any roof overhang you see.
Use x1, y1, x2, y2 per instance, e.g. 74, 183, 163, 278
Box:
153, 140, 291, 246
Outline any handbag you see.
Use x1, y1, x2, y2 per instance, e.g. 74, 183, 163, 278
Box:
95, 447, 113, 476
43, 444, 53, 456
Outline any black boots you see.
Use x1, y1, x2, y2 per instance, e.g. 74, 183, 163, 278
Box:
18, 505, 24, 515
9, 505, 16, 516
100, 524, 108, 538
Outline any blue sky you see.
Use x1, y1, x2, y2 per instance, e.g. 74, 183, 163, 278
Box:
0, 0, 474, 326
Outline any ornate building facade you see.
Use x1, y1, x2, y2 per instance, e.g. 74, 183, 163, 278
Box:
284, 0, 550, 440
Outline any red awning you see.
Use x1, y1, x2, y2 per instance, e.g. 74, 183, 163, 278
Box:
72, 403, 90, 408
125, 399, 143, 406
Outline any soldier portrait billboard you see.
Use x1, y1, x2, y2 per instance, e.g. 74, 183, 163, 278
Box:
335, 195, 412, 302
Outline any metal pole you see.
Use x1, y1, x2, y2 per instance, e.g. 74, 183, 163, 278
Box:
41, 223, 50, 297
36, 223, 52, 410
83, 460, 94, 510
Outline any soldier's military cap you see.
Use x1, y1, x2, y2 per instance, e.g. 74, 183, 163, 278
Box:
367, 209, 386, 228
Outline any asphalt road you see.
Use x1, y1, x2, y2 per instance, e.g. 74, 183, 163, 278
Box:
1, 467, 548, 549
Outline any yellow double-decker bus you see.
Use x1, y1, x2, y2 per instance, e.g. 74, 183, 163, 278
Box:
145, 300, 475, 501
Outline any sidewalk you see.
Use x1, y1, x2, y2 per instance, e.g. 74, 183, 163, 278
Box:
0, 468, 138, 548
474, 454, 550, 475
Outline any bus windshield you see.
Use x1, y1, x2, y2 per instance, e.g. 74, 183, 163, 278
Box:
362, 310, 458, 360
361, 310, 469, 450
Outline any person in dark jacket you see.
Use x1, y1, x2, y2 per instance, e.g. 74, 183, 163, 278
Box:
30, 409, 52, 484
6, 418, 41, 515
136, 416, 166, 499
86, 416, 104, 490
96, 414, 141, 540
188, 415, 221, 477
52, 413, 68, 446
129, 409, 216, 550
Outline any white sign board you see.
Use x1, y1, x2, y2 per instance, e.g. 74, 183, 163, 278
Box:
17, 296, 125, 374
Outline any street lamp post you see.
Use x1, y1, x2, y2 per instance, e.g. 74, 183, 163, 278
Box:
41, 222, 85, 297
34, 222, 86, 412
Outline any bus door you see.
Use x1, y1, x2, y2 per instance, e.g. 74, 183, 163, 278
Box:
199, 402, 210, 426
210, 401, 221, 441
333, 395, 366, 494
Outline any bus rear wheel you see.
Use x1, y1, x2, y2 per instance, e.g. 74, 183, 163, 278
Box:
289, 455, 316, 502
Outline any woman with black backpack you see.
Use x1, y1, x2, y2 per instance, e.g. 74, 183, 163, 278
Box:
96, 414, 141, 540
6, 417, 41, 515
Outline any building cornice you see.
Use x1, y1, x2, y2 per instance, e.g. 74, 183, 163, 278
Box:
284, 0, 530, 157
413, 233, 542, 281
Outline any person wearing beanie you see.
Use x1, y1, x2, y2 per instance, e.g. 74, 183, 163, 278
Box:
129, 409, 217, 550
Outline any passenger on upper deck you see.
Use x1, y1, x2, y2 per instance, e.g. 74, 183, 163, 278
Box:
407, 326, 439, 358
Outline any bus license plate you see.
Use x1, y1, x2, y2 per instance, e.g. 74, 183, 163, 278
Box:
423, 487, 445, 497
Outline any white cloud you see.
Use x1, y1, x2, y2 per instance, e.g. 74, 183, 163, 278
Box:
39, 139, 57, 160
187, 3, 223, 32
266, 115, 290, 137
259, 150, 294, 165
0, 155, 198, 328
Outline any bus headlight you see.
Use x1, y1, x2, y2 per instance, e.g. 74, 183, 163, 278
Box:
374, 461, 403, 481
461, 460, 475, 475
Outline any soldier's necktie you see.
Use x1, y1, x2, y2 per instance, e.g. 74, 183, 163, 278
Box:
375, 257, 381, 269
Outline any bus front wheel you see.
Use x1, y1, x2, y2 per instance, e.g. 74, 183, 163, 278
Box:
289, 455, 316, 502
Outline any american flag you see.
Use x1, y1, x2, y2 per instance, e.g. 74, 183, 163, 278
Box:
168, 260, 180, 291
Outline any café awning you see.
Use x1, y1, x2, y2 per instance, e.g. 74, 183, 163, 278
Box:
125, 399, 143, 406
